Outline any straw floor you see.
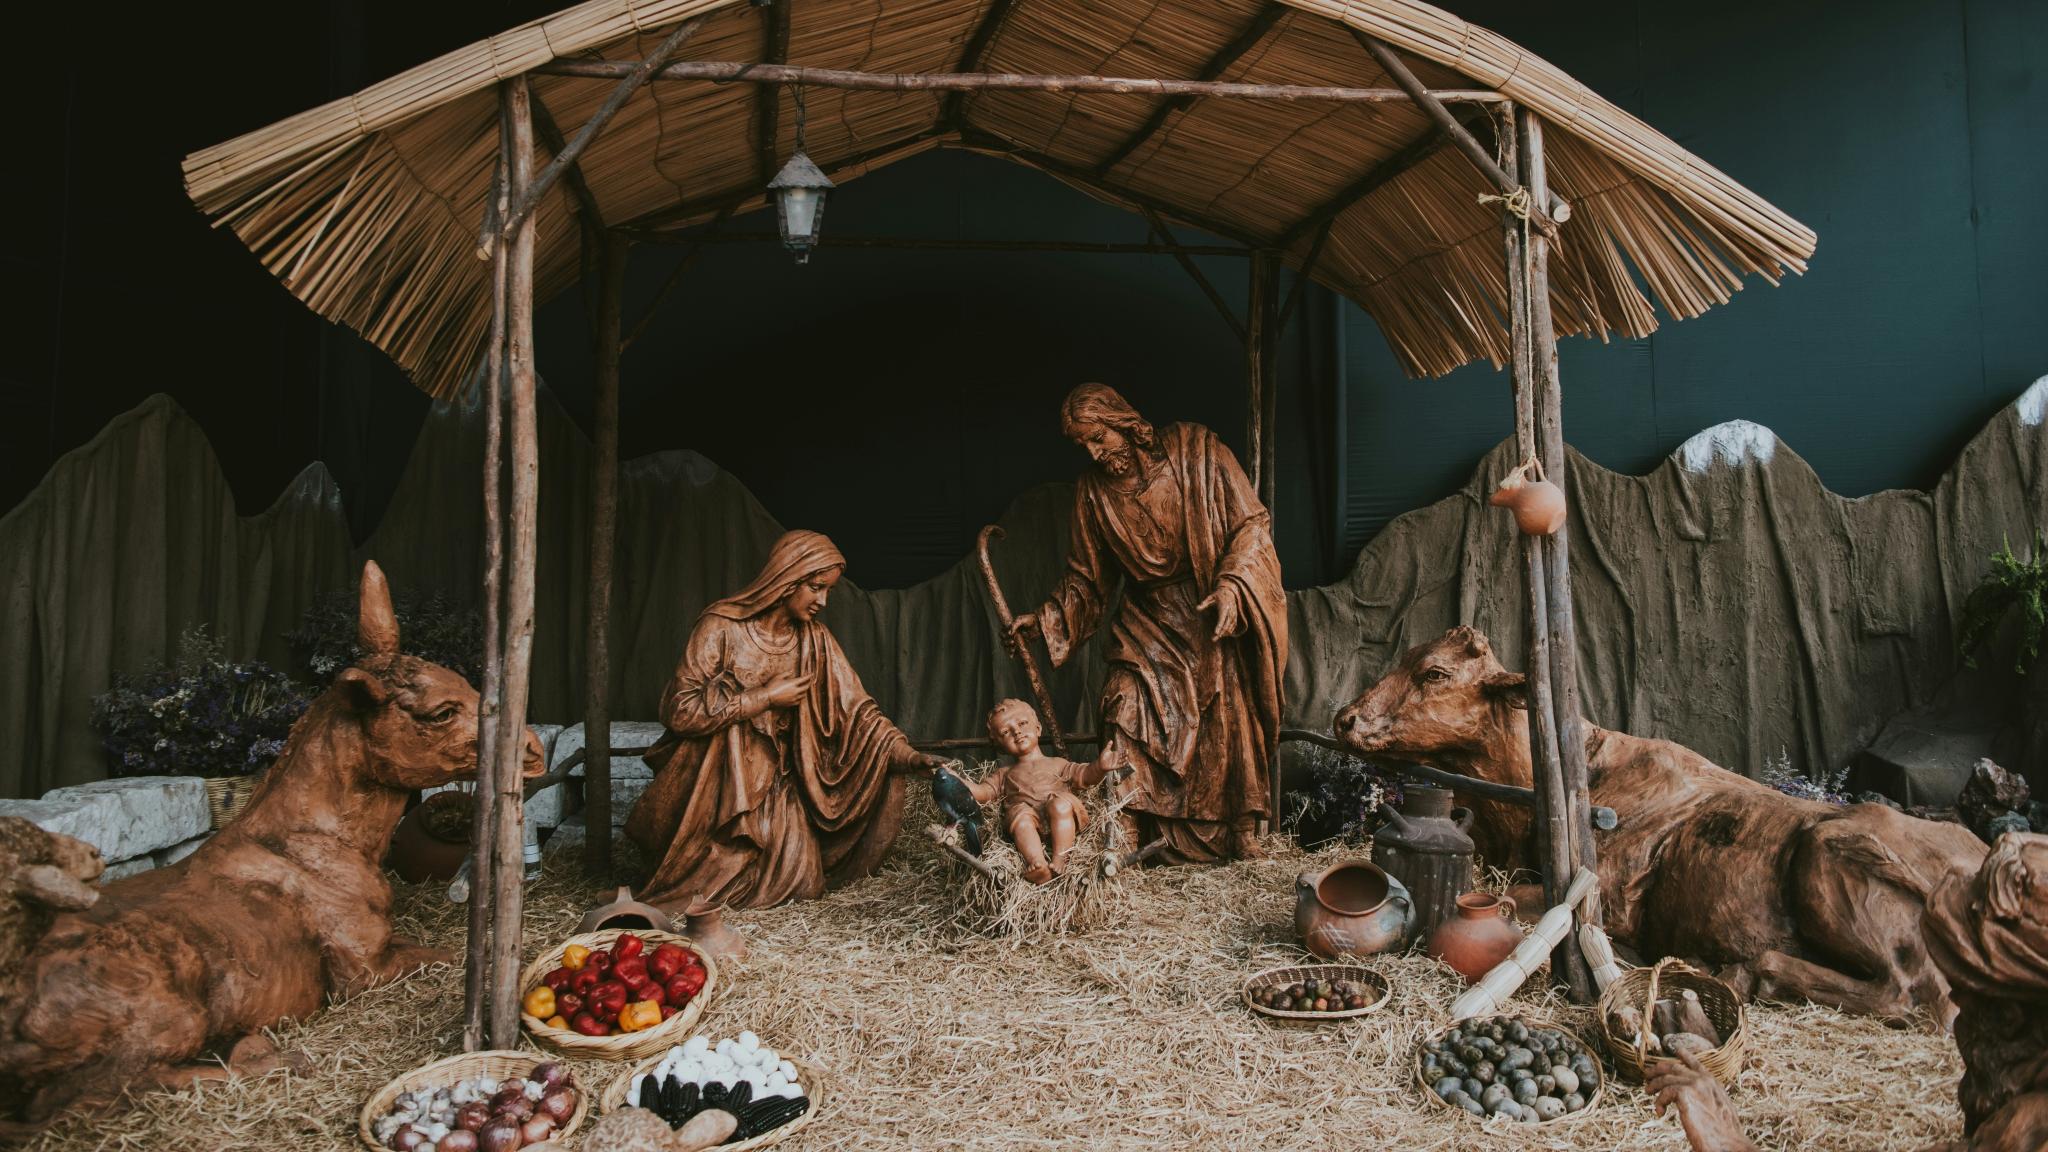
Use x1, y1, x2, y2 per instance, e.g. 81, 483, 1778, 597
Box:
22, 813, 1963, 1152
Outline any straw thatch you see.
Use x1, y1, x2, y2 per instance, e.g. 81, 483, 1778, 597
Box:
17, 807, 1962, 1152
182, 0, 1815, 400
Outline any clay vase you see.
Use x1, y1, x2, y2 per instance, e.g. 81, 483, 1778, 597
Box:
386, 791, 473, 884
1294, 860, 1414, 960
683, 898, 747, 967
577, 885, 676, 935
1427, 891, 1524, 983
1489, 459, 1566, 536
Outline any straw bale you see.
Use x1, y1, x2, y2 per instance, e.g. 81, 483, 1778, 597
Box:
16, 793, 1965, 1152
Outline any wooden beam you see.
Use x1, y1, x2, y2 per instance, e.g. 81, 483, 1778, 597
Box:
533, 58, 1509, 106
500, 16, 706, 239
583, 233, 626, 879
755, 0, 791, 185
629, 229, 1249, 256
1352, 31, 1566, 233
619, 128, 952, 232
941, 0, 1022, 128
1143, 208, 1246, 343
1093, 5, 1288, 176
1274, 104, 1490, 250
1246, 249, 1278, 508
1275, 220, 1332, 331
528, 86, 606, 232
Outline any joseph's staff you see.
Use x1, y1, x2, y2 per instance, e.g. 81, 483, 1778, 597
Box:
976, 525, 1067, 755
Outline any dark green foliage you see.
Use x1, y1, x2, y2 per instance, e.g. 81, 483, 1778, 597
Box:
89, 625, 311, 779
1957, 533, 2047, 677
288, 581, 483, 686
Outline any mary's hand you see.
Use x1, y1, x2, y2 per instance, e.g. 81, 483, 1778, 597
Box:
757, 673, 814, 709
1196, 583, 1244, 640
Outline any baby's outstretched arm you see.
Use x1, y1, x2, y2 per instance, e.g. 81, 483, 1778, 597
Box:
1075, 743, 1126, 788
963, 765, 1003, 805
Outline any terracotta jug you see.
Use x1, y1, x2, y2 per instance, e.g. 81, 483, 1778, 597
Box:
1294, 860, 1414, 960
684, 897, 747, 967
577, 886, 676, 935
1427, 891, 1523, 983
1489, 458, 1566, 536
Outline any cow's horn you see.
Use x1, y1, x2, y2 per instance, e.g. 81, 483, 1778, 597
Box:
17, 863, 100, 911
358, 560, 400, 658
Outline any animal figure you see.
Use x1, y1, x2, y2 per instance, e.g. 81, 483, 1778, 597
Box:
0, 819, 102, 983
1333, 625, 1987, 1024
0, 561, 545, 1125
931, 764, 985, 856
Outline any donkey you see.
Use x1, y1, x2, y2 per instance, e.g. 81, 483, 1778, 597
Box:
0, 561, 544, 1124
1333, 625, 1987, 1025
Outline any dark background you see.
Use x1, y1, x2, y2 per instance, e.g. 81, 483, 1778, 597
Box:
4, 0, 2043, 589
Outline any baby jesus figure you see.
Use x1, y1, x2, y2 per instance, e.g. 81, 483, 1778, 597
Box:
962, 699, 1123, 884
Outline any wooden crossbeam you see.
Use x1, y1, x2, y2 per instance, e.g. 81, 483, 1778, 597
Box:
1143, 208, 1246, 343
528, 88, 607, 231
1093, 4, 1288, 176
617, 127, 953, 232
756, 0, 791, 185
630, 230, 1249, 256
1274, 106, 1490, 249
942, 0, 1022, 128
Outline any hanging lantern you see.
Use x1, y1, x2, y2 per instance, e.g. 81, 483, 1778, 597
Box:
768, 86, 833, 263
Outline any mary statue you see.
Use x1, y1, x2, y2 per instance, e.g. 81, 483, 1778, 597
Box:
625, 530, 947, 909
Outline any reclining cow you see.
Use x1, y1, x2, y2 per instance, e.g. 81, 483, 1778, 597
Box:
1333, 625, 1986, 1025
0, 561, 544, 1125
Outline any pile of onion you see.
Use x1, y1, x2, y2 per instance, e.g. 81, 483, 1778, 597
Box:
373, 1062, 578, 1152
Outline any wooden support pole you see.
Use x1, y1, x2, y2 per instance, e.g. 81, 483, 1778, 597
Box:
583, 232, 626, 878
534, 58, 1510, 106
1252, 251, 1280, 513
1522, 112, 1603, 963
462, 148, 511, 1055
500, 17, 706, 238
754, 0, 790, 185
1245, 250, 1275, 497
1352, 32, 1566, 233
487, 77, 540, 1048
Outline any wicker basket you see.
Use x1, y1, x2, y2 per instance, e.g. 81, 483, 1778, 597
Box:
519, 928, 719, 1061
600, 1045, 825, 1152
357, 1049, 590, 1151
1413, 1016, 1607, 1125
1240, 963, 1391, 1021
1599, 956, 1747, 1086
204, 773, 263, 829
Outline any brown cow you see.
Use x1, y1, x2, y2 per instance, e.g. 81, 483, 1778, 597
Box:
0, 561, 545, 1125
1333, 625, 1987, 1025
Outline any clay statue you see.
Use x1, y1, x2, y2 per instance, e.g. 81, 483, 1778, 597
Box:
625, 530, 950, 910
1333, 625, 1987, 1023
1004, 384, 1287, 863
0, 819, 102, 990
1648, 831, 2048, 1152
0, 561, 546, 1125
948, 699, 1124, 884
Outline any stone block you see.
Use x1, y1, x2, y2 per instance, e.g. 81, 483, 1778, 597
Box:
1852, 710, 2000, 808
0, 776, 209, 863
555, 722, 664, 781
101, 856, 156, 882
544, 815, 585, 855
156, 834, 211, 867
527, 782, 566, 830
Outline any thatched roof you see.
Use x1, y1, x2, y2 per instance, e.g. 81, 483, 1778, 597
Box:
183, 0, 1816, 400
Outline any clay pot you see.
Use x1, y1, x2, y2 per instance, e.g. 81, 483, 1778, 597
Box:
683, 898, 747, 967
1294, 860, 1414, 960
386, 791, 473, 883
1489, 458, 1566, 536
1426, 891, 1523, 983
577, 886, 675, 935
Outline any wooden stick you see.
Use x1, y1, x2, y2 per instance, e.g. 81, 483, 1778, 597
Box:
1353, 32, 1565, 233
487, 77, 539, 1048
1276, 221, 1332, 333
631, 229, 1253, 257
1248, 250, 1280, 513
621, 127, 953, 232
925, 824, 999, 881
1275, 106, 1491, 248
528, 86, 606, 232
1101, 836, 1172, 877
1277, 728, 1614, 827
533, 58, 1510, 106
1524, 112, 1604, 956
940, 0, 1021, 128
582, 232, 626, 879
1143, 208, 1246, 342
462, 145, 510, 1055
1093, 4, 1288, 176
502, 17, 706, 238
754, 0, 790, 185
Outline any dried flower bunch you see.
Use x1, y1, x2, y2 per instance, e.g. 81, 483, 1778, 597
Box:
90, 625, 310, 779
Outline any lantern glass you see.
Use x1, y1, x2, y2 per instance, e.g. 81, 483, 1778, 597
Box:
768, 147, 835, 264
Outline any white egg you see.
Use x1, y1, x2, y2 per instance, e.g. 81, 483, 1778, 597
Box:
715, 1038, 736, 1057
778, 1060, 798, 1082
684, 1036, 710, 1057
738, 1031, 760, 1051
775, 1083, 803, 1100
756, 1047, 778, 1068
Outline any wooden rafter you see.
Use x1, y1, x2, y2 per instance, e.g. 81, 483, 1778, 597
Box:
528, 88, 607, 231
756, 0, 791, 184
1142, 208, 1246, 343
941, 0, 1022, 129
1093, 4, 1288, 177
618, 127, 956, 232
1274, 104, 1492, 249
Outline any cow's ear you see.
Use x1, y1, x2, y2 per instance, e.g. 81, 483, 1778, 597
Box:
336, 666, 392, 713
1481, 670, 1527, 709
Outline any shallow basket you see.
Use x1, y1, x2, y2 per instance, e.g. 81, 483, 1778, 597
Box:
357, 1049, 590, 1151
204, 773, 263, 829
519, 928, 719, 1061
1240, 963, 1391, 1021
1413, 1016, 1607, 1125
600, 1044, 826, 1152
1599, 956, 1748, 1086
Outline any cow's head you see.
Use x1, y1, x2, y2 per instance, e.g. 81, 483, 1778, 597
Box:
335, 561, 545, 791
1332, 626, 1529, 773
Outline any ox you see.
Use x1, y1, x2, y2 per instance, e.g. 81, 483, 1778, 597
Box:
0, 561, 544, 1124
1334, 625, 1987, 1024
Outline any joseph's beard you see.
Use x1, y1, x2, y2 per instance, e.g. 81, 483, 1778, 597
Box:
1097, 448, 1137, 476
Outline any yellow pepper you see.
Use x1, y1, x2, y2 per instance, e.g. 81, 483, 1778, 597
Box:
522, 985, 557, 1019
545, 1015, 568, 1030
617, 1000, 662, 1033
562, 944, 592, 971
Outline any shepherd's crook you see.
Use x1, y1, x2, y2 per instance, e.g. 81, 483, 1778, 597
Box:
976, 525, 1067, 755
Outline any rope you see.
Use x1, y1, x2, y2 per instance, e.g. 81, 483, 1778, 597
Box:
1479, 185, 1534, 220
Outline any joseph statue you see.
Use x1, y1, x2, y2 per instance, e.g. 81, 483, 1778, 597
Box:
1007, 383, 1287, 862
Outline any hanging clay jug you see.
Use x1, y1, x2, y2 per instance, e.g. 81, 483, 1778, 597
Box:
683, 897, 747, 967
1426, 891, 1524, 983
1294, 860, 1414, 960
577, 885, 676, 935
1489, 458, 1567, 536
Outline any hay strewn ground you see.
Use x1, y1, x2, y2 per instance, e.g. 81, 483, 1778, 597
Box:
23, 817, 1963, 1152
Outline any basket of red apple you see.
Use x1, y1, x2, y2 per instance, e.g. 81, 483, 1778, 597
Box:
518, 928, 718, 1060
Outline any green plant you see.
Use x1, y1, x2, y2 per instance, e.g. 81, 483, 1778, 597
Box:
1957, 533, 2047, 677
288, 582, 483, 686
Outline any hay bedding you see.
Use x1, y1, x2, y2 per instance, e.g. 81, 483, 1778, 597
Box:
23, 813, 1963, 1152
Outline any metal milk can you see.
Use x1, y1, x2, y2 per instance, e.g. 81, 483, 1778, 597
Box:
1370, 784, 1475, 946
